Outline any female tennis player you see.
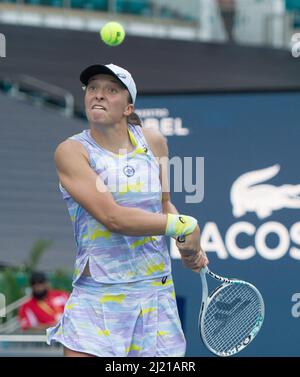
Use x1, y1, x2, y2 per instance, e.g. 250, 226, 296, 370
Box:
46, 63, 208, 357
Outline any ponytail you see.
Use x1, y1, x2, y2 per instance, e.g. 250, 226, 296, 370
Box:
128, 112, 142, 127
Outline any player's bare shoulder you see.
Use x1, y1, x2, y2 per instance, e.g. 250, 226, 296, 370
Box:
54, 139, 88, 173
141, 128, 168, 158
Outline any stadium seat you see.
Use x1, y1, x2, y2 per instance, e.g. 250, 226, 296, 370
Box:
48, 0, 63, 6
71, 0, 108, 11
286, 0, 300, 11
293, 11, 300, 27
116, 0, 150, 15
87, 0, 108, 11
286, 0, 300, 27
24, 0, 42, 5
70, 0, 85, 9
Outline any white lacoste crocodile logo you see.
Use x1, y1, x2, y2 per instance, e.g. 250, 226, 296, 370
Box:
230, 164, 300, 219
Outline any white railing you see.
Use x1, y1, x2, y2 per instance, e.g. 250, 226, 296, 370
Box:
0, 291, 62, 356
8, 75, 75, 117
0, 334, 62, 357
5, 294, 30, 317
0, 294, 30, 332
0, 317, 20, 334
0, 334, 47, 342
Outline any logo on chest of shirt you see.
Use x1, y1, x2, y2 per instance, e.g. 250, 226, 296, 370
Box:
123, 165, 136, 177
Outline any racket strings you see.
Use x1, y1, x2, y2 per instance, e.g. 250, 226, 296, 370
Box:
203, 285, 260, 351
206, 295, 259, 352
204, 285, 258, 340
202, 283, 263, 354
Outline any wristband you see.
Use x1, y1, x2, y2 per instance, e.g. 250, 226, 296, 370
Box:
165, 214, 197, 238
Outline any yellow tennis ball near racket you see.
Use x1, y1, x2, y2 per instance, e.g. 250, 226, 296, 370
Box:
100, 22, 125, 46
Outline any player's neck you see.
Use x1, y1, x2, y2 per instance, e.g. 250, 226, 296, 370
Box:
90, 123, 134, 154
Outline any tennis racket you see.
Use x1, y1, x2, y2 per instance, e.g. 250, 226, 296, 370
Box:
198, 266, 265, 357
177, 235, 265, 356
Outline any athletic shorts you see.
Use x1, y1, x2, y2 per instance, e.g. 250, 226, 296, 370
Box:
46, 275, 186, 357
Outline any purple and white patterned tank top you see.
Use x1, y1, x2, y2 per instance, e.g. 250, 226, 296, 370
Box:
60, 124, 171, 284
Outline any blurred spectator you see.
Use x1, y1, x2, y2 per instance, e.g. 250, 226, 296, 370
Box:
18, 271, 69, 331
217, 0, 236, 43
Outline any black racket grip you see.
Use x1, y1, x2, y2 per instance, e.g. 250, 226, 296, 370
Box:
177, 236, 186, 243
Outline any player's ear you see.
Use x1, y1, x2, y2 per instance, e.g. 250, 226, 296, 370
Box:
124, 104, 134, 116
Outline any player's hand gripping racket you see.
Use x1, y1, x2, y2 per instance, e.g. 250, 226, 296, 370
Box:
177, 236, 264, 356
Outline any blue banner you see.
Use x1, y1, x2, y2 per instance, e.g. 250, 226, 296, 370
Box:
136, 92, 300, 356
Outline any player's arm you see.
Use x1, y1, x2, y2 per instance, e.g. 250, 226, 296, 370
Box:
54, 139, 196, 238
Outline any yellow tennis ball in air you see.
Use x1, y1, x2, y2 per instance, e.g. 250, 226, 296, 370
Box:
100, 22, 125, 47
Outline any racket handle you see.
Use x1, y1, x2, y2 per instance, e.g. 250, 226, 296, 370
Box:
200, 266, 209, 275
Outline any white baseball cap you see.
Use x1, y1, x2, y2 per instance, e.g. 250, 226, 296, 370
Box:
80, 63, 137, 104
